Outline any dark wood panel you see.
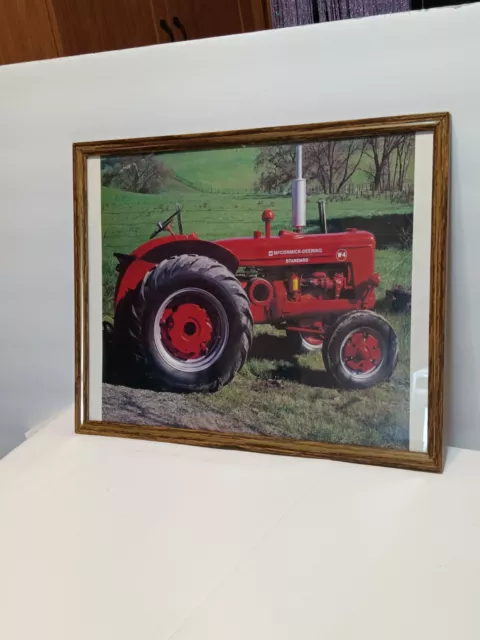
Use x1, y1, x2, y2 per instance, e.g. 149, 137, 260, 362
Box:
190, 0, 245, 38
239, 0, 272, 32
50, 0, 167, 56
0, 0, 59, 64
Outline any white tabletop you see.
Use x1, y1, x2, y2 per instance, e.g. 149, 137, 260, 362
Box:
0, 408, 479, 640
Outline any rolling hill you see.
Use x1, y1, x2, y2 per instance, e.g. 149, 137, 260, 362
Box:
158, 147, 258, 192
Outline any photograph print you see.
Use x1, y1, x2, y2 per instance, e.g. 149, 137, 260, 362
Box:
76, 114, 449, 471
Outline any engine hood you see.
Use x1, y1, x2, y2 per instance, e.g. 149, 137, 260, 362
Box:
215, 229, 375, 267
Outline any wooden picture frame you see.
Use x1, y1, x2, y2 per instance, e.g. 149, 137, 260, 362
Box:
74, 113, 449, 472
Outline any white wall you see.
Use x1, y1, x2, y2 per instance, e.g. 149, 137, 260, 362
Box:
0, 5, 479, 457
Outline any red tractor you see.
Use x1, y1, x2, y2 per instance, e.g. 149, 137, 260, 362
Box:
112, 145, 397, 393
112, 201, 398, 394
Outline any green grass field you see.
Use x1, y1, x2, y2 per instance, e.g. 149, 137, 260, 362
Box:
101, 146, 413, 449
159, 148, 259, 191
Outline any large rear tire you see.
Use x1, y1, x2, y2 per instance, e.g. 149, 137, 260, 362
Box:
123, 255, 253, 393
322, 311, 398, 390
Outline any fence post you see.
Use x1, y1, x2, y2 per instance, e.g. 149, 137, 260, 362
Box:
318, 199, 327, 234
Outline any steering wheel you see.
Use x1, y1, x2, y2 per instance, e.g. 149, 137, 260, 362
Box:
150, 205, 183, 239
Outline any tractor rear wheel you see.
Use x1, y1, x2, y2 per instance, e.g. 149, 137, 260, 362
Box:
322, 311, 398, 390
125, 255, 253, 393
286, 330, 323, 354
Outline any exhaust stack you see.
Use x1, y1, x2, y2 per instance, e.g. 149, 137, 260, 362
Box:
292, 144, 306, 232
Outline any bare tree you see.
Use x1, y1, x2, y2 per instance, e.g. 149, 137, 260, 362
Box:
363, 135, 405, 192
254, 145, 297, 193
303, 139, 367, 194
391, 134, 414, 191
101, 154, 172, 194
254, 140, 366, 195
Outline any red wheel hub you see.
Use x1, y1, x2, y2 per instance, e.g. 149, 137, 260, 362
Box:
342, 331, 382, 373
160, 303, 214, 360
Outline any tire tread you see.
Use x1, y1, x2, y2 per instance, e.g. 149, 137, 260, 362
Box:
119, 254, 252, 393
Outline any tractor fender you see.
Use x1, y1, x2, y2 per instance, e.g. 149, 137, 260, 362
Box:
141, 239, 239, 274
115, 239, 239, 309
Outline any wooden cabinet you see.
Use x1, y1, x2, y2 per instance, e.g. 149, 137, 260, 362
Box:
49, 0, 169, 56
0, 0, 59, 65
161, 0, 248, 41
155, 0, 271, 42
0, 0, 271, 65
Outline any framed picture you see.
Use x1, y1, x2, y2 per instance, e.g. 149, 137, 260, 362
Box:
74, 113, 449, 472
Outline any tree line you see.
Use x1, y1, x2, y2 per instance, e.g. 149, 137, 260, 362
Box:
254, 135, 414, 196
100, 134, 414, 197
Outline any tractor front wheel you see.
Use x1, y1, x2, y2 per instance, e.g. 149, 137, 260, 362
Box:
322, 311, 398, 390
126, 255, 253, 393
286, 330, 323, 354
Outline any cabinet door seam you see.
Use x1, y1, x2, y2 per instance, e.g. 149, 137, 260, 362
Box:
44, 0, 64, 57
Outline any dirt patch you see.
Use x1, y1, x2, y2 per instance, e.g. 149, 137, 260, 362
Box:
102, 383, 281, 437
